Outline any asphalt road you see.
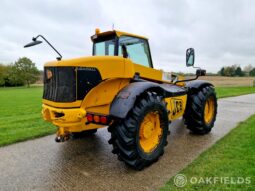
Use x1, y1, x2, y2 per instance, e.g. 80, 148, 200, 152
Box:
1, 94, 255, 191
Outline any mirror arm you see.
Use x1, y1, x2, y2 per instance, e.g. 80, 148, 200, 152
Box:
33, 35, 62, 61
174, 66, 201, 85
173, 75, 199, 85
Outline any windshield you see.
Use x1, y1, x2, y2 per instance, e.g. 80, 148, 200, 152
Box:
118, 36, 152, 67
93, 35, 117, 56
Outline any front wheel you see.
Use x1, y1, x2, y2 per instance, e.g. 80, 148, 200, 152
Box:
184, 85, 217, 134
108, 92, 169, 170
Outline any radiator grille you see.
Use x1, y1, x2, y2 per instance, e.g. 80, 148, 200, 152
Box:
43, 67, 102, 102
43, 67, 76, 102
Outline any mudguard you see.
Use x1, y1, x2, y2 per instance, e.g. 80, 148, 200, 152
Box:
185, 80, 214, 93
110, 81, 187, 118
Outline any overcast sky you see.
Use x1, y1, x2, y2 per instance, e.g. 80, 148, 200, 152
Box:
1, 0, 255, 73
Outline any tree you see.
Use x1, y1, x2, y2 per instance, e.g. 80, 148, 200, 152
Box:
12, 57, 40, 87
7, 65, 24, 86
249, 68, 255, 76
218, 67, 225, 76
235, 66, 244, 77
0, 64, 6, 86
224, 65, 236, 76
243, 64, 253, 73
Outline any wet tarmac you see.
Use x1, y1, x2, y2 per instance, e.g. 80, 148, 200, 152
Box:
0, 94, 255, 191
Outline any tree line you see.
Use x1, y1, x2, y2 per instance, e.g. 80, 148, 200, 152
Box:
0, 57, 40, 87
218, 64, 255, 77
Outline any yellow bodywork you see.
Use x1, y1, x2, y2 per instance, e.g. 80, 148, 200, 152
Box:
42, 56, 187, 135
42, 30, 188, 138
165, 95, 187, 121
82, 78, 130, 114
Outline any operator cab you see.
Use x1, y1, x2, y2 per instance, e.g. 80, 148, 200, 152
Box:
91, 29, 153, 68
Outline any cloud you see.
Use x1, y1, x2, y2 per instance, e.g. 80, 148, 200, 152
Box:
0, 0, 255, 72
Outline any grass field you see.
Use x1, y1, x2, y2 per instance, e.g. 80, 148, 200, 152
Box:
216, 86, 255, 98
0, 87, 55, 146
201, 76, 255, 87
161, 115, 255, 191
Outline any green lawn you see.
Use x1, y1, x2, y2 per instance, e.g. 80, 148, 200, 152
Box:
216, 86, 255, 98
161, 115, 255, 191
0, 87, 55, 146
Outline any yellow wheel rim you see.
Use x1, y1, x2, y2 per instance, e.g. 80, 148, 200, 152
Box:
204, 96, 215, 124
139, 111, 163, 153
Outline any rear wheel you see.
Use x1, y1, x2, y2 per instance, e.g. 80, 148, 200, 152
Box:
108, 92, 169, 170
184, 85, 217, 134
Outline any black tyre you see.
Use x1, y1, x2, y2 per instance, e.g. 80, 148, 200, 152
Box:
108, 92, 169, 170
184, 85, 217, 134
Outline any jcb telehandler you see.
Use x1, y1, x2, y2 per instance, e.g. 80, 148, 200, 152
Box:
24, 29, 217, 170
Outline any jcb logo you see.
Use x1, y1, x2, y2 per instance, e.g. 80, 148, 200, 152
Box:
172, 99, 183, 116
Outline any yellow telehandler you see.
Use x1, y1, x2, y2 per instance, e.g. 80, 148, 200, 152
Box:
24, 29, 217, 170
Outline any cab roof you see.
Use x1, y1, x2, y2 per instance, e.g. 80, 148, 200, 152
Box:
91, 30, 148, 41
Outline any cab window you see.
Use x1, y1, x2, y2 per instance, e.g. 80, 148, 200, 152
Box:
93, 35, 116, 56
118, 36, 152, 67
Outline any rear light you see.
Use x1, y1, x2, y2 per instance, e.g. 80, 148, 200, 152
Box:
86, 114, 93, 122
86, 113, 111, 125
93, 115, 100, 123
100, 116, 108, 124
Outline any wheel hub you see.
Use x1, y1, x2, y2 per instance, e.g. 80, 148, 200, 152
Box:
139, 111, 163, 153
204, 96, 215, 124
141, 121, 154, 139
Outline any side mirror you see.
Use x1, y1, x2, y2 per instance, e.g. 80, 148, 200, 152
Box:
196, 69, 206, 76
186, 48, 195, 67
24, 40, 42, 48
